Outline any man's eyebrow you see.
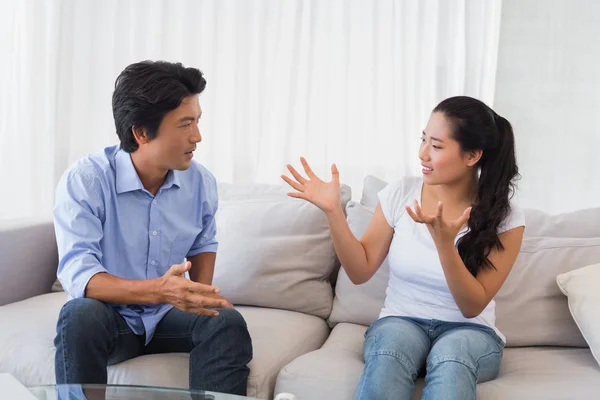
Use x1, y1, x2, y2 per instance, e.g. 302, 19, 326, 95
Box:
177, 116, 197, 123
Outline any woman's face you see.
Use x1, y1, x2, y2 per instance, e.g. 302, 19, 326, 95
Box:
419, 112, 481, 185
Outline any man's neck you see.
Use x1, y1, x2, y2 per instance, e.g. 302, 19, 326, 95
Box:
130, 151, 168, 196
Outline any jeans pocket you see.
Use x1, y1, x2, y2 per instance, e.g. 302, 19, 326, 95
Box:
482, 327, 505, 351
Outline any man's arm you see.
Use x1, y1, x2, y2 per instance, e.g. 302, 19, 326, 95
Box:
86, 265, 224, 314
85, 273, 162, 304
188, 252, 216, 285
188, 252, 233, 308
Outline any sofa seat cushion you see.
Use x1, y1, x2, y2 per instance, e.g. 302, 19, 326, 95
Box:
0, 292, 330, 400
275, 322, 600, 400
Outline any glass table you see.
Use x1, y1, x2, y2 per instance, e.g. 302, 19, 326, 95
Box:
28, 384, 262, 400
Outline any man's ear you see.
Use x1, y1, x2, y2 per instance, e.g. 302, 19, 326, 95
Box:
132, 126, 149, 146
465, 149, 483, 167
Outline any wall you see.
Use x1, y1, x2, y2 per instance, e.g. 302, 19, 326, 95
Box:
494, 0, 600, 213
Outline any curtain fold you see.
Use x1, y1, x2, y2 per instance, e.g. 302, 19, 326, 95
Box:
0, 0, 502, 219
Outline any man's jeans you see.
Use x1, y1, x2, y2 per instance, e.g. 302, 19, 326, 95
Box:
54, 298, 253, 395
355, 316, 504, 400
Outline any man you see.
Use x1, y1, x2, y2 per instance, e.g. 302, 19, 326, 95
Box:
53, 60, 252, 395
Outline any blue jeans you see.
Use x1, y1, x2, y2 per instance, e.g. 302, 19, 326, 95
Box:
355, 316, 504, 400
54, 298, 253, 395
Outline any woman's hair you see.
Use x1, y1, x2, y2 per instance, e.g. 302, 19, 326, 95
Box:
433, 96, 520, 277
112, 60, 206, 153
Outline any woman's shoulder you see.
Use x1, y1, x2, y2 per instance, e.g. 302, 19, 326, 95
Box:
498, 200, 526, 234
377, 176, 422, 227
381, 176, 422, 199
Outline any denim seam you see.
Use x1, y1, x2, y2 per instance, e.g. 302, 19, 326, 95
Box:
369, 350, 419, 377
60, 312, 69, 382
475, 349, 503, 375
428, 355, 477, 375
151, 333, 193, 339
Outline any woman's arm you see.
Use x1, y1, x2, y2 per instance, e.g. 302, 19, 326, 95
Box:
436, 226, 524, 318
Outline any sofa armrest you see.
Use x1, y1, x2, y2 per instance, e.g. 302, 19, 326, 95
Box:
0, 218, 58, 306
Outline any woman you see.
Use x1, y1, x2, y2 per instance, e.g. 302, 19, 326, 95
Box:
281, 96, 525, 400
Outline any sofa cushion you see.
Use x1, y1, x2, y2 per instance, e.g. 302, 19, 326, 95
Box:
275, 322, 600, 400
495, 237, 600, 347
557, 263, 600, 366
328, 202, 389, 326
522, 207, 600, 238
212, 183, 351, 319
0, 292, 330, 400
359, 175, 387, 211
476, 347, 600, 399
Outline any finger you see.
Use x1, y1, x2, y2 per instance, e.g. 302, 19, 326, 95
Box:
331, 164, 340, 183
415, 200, 435, 224
197, 295, 230, 309
224, 301, 234, 309
187, 281, 221, 295
456, 206, 472, 226
286, 164, 307, 184
300, 157, 317, 179
281, 175, 305, 192
405, 205, 421, 223
168, 261, 191, 276
436, 201, 443, 220
287, 192, 306, 200
193, 308, 220, 317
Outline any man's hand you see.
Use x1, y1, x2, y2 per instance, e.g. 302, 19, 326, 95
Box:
203, 292, 234, 309
158, 261, 229, 316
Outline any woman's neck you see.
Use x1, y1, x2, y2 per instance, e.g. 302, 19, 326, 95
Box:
423, 175, 478, 211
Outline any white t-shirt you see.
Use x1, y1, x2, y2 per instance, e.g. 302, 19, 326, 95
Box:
377, 176, 525, 342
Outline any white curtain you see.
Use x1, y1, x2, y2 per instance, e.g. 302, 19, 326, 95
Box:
0, 0, 502, 220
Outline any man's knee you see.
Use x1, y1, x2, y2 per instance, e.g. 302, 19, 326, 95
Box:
213, 308, 248, 333
192, 308, 252, 356
57, 298, 112, 335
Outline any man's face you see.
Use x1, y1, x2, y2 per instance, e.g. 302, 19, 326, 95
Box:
145, 95, 202, 171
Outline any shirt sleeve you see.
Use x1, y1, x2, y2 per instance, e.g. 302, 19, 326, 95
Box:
53, 167, 108, 299
187, 169, 219, 257
498, 202, 526, 234
376, 180, 405, 228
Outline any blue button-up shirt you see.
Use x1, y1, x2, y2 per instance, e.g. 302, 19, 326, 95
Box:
53, 145, 219, 344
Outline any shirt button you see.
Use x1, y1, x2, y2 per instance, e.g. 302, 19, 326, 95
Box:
152, 231, 158, 236
151, 260, 156, 265
152, 200, 157, 205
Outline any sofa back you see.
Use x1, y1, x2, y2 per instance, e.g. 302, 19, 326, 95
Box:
329, 175, 600, 347
212, 182, 352, 319
0, 218, 59, 306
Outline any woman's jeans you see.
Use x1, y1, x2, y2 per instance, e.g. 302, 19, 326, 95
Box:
355, 316, 504, 400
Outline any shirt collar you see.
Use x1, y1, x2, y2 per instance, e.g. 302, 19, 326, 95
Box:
115, 149, 181, 194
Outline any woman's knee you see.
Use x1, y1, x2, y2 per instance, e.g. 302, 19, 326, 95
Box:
363, 318, 429, 377
427, 329, 502, 383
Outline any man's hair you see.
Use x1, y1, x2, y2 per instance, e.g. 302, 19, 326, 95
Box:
112, 60, 206, 152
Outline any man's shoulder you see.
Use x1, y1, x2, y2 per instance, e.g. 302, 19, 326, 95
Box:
60, 146, 118, 189
185, 160, 217, 188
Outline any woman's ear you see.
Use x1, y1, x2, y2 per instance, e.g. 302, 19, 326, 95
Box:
465, 149, 483, 167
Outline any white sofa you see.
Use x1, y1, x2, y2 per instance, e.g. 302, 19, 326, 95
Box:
1, 177, 599, 399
